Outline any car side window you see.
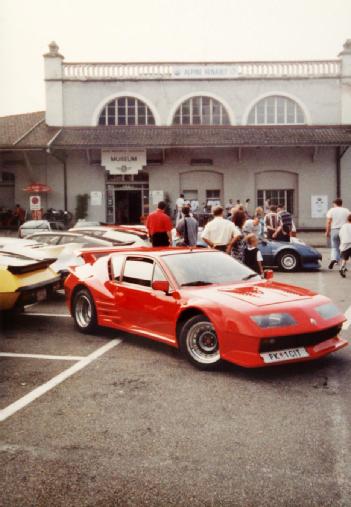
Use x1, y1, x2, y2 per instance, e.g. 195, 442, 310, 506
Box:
152, 263, 167, 283
122, 257, 154, 287
44, 235, 61, 245
111, 255, 125, 280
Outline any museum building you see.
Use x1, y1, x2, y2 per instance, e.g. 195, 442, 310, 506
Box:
1, 40, 351, 227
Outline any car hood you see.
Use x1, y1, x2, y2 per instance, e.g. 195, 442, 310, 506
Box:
216, 281, 315, 307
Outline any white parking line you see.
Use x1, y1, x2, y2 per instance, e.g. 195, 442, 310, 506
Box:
24, 312, 70, 318
0, 338, 122, 422
0, 352, 84, 361
342, 305, 351, 330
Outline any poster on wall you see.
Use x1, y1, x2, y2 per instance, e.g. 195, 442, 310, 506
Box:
152, 190, 164, 205
90, 191, 102, 206
311, 195, 328, 218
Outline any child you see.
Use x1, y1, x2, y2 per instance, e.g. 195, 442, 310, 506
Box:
243, 233, 264, 276
339, 213, 351, 277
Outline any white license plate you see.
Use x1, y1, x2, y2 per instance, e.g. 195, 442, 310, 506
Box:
260, 347, 309, 363
36, 288, 47, 302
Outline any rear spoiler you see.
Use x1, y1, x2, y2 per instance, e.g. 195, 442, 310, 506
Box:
7, 258, 57, 275
77, 246, 150, 264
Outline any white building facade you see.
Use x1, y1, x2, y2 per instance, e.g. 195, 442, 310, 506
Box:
1, 40, 351, 227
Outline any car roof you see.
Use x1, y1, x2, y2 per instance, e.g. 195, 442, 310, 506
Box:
109, 247, 216, 258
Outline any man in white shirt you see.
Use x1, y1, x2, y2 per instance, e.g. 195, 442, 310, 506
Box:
175, 193, 185, 225
201, 206, 240, 252
339, 213, 351, 277
326, 198, 350, 269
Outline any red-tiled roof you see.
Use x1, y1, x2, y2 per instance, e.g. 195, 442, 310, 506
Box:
52, 125, 351, 148
0, 111, 46, 146
1, 112, 351, 149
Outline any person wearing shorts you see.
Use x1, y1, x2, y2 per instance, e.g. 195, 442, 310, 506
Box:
339, 213, 351, 277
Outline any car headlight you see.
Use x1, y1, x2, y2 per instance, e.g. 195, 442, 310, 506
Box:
251, 313, 297, 328
315, 303, 340, 320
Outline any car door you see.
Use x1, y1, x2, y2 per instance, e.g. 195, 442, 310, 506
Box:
259, 240, 275, 267
113, 255, 180, 343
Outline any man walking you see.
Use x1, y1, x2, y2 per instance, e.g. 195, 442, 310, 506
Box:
339, 214, 351, 277
201, 206, 239, 252
326, 198, 350, 269
146, 201, 173, 247
176, 205, 199, 247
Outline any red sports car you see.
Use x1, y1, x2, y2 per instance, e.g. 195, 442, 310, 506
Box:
64, 248, 348, 369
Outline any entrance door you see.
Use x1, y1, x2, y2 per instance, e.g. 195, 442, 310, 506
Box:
115, 190, 142, 224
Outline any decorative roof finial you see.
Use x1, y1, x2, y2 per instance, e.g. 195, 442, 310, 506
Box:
339, 39, 351, 56
48, 41, 59, 55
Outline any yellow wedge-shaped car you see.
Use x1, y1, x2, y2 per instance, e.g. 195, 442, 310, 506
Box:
0, 251, 61, 311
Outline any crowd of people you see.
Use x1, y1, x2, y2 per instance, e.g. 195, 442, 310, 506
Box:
0, 204, 26, 228
146, 198, 295, 277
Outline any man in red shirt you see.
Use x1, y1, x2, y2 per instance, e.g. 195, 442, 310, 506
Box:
146, 201, 173, 247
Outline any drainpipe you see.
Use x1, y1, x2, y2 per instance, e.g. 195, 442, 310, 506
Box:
336, 146, 349, 198
47, 149, 67, 210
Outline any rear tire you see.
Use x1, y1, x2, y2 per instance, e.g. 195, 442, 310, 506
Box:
277, 250, 300, 272
72, 288, 97, 333
179, 315, 221, 370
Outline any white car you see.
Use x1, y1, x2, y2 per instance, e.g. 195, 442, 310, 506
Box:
69, 225, 151, 247
18, 220, 65, 238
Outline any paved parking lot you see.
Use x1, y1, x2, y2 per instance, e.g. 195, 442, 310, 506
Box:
1, 250, 351, 506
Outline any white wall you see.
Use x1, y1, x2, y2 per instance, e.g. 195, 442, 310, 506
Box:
61, 77, 341, 126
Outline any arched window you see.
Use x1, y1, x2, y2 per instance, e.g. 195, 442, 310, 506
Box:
98, 97, 155, 126
173, 96, 230, 125
247, 96, 306, 125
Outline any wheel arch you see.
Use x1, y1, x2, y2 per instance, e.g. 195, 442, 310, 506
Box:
176, 307, 210, 344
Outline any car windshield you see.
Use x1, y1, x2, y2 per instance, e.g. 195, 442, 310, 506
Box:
162, 251, 259, 287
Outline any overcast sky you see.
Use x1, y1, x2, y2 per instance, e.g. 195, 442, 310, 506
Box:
0, 0, 350, 117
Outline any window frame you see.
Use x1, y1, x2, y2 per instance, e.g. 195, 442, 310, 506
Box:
248, 96, 306, 125
98, 97, 156, 126
173, 96, 230, 125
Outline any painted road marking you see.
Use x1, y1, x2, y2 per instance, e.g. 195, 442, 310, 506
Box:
24, 312, 70, 318
0, 352, 84, 361
342, 305, 351, 330
0, 339, 122, 422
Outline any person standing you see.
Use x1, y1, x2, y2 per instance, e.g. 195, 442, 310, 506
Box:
243, 233, 264, 276
326, 198, 350, 269
201, 206, 239, 252
227, 209, 246, 261
175, 193, 185, 225
339, 214, 351, 277
272, 204, 292, 242
176, 206, 199, 247
264, 205, 278, 240
146, 201, 173, 247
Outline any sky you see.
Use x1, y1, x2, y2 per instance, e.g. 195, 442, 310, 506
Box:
0, 0, 350, 117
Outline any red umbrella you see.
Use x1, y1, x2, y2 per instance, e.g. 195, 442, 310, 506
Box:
23, 183, 52, 193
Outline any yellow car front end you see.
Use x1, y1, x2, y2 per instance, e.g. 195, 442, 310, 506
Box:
0, 252, 61, 311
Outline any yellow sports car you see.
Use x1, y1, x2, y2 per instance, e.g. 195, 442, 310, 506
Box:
0, 251, 61, 311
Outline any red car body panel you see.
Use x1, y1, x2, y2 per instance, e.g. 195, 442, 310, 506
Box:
65, 247, 348, 368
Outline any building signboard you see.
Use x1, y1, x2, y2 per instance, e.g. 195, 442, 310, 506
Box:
311, 195, 328, 218
90, 191, 102, 206
171, 65, 239, 79
101, 149, 146, 175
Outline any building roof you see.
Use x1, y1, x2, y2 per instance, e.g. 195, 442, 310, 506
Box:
1, 112, 351, 149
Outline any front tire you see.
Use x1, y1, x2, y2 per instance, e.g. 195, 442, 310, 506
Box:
72, 288, 97, 333
277, 250, 300, 272
179, 315, 221, 369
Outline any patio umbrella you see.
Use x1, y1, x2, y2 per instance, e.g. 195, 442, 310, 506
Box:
23, 183, 52, 193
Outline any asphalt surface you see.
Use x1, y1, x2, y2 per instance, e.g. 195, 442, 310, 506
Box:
1, 248, 351, 506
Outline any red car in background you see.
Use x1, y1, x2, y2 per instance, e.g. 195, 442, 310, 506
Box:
64, 248, 348, 369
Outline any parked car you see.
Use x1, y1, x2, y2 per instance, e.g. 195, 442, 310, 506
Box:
2, 234, 121, 280
193, 233, 321, 272
0, 251, 61, 312
65, 247, 347, 369
18, 220, 65, 238
69, 225, 151, 246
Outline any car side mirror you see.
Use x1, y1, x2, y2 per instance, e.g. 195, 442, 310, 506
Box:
264, 269, 274, 280
152, 280, 170, 293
